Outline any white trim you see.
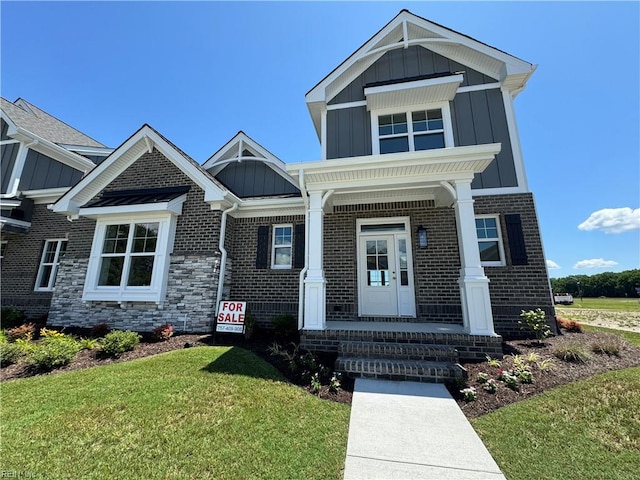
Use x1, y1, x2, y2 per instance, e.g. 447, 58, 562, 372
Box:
457, 82, 501, 94
0, 139, 19, 145
79, 193, 187, 219
471, 186, 528, 196
82, 211, 177, 304
0, 240, 7, 259
321, 109, 327, 161
59, 144, 114, 156
501, 87, 529, 191
0, 216, 31, 229
326, 100, 367, 111
475, 214, 506, 267
34, 238, 68, 292
22, 187, 69, 204
364, 74, 463, 111
4, 141, 33, 197
271, 224, 293, 269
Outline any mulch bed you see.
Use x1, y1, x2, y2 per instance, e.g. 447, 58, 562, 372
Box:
454, 329, 640, 418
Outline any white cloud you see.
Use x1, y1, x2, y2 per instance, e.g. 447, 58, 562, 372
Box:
578, 207, 640, 234
546, 260, 560, 269
573, 258, 619, 269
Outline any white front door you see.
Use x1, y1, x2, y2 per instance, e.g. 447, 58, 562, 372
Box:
357, 219, 416, 317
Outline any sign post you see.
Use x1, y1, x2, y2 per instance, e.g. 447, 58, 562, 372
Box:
215, 301, 246, 334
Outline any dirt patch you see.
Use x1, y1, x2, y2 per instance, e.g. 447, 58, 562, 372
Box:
556, 307, 640, 332
454, 329, 640, 419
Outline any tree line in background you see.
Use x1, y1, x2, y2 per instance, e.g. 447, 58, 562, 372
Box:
550, 269, 640, 298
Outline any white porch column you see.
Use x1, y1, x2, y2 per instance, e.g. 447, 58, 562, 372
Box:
453, 180, 496, 336
303, 190, 326, 330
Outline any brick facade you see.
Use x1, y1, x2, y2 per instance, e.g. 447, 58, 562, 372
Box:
1, 204, 72, 320
47, 148, 224, 332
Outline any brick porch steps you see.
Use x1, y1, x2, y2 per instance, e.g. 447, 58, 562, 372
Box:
335, 357, 465, 383
338, 341, 460, 363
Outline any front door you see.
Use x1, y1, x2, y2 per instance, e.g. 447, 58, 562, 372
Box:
357, 219, 416, 317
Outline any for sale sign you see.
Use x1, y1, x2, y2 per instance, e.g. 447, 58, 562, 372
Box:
216, 301, 246, 334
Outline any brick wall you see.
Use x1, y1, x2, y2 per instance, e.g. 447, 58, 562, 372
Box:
228, 215, 304, 327
47, 148, 223, 332
0, 204, 71, 319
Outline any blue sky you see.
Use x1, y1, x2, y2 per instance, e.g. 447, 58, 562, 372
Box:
2, 1, 638, 278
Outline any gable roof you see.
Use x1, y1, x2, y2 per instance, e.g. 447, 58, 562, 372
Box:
52, 124, 235, 216
1, 98, 106, 148
305, 9, 536, 136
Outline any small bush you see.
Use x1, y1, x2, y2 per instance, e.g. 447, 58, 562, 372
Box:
476, 372, 490, 384
7, 323, 36, 342
519, 308, 552, 343
0, 342, 25, 366
1, 307, 26, 329
553, 342, 593, 363
485, 355, 501, 368
90, 323, 111, 338
78, 338, 100, 350
26, 337, 81, 371
152, 324, 174, 342
557, 317, 583, 333
40, 327, 66, 339
100, 330, 141, 357
460, 386, 477, 402
591, 338, 622, 356
483, 379, 498, 393
271, 315, 297, 342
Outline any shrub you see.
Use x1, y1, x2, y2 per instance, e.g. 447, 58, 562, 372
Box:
26, 337, 81, 371
557, 317, 583, 333
483, 379, 498, 393
485, 355, 501, 368
100, 330, 141, 357
78, 338, 100, 350
271, 315, 297, 342
476, 372, 490, 384
460, 386, 477, 402
519, 308, 552, 343
0, 342, 25, 366
90, 323, 110, 338
7, 323, 36, 342
552, 342, 593, 363
536, 358, 556, 371
591, 338, 622, 356
40, 327, 66, 339
1, 307, 25, 329
152, 324, 174, 342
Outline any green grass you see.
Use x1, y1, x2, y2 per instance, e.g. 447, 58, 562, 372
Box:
559, 297, 640, 311
473, 367, 640, 480
583, 325, 640, 347
0, 347, 350, 480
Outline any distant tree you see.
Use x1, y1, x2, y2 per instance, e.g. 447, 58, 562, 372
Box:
550, 269, 640, 298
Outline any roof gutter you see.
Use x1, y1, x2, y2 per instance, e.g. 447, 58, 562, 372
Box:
215, 201, 239, 314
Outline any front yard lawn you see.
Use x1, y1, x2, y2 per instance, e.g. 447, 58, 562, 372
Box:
0, 346, 350, 480
472, 366, 640, 480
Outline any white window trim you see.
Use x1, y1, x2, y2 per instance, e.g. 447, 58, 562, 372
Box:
271, 223, 293, 269
34, 239, 67, 292
0, 240, 7, 259
476, 214, 506, 267
83, 211, 178, 304
371, 101, 454, 155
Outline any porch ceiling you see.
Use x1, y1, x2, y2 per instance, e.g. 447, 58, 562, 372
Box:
287, 143, 501, 205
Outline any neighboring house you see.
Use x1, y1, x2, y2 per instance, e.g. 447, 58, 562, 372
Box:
0, 98, 112, 319
17, 11, 555, 379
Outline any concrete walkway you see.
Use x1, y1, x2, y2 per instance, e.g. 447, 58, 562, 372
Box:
343, 379, 506, 480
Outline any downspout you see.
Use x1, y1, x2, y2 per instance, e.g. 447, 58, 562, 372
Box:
297, 169, 309, 330
215, 202, 239, 312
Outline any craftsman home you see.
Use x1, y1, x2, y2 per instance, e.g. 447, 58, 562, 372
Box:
0, 98, 112, 319
5, 11, 555, 378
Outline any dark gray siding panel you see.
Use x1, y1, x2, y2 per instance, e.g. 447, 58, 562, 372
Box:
18, 149, 84, 190
82, 154, 109, 165
1, 142, 20, 193
214, 160, 300, 198
327, 107, 372, 159
1, 119, 11, 141
452, 89, 517, 189
330, 45, 496, 104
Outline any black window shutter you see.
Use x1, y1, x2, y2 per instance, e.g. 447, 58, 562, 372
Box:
294, 223, 305, 269
504, 214, 528, 265
256, 226, 269, 269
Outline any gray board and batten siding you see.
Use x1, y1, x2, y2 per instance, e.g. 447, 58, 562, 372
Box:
18, 149, 84, 191
1, 142, 19, 193
325, 45, 517, 189
211, 160, 300, 198
1, 119, 12, 141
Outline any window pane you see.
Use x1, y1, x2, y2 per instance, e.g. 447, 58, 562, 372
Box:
127, 256, 155, 286
366, 240, 377, 255
392, 113, 407, 134
38, 265, 53, 288
98, 257, 124, 286
412, 111, 427, 132
377, 256, 388, 270
367, 270, 390, 287
132, 223, 159, 253
367, 255, 377, 270
103, 224, 129, 254
479, 241, 501, 262
414, 133, 445, 151
376, 240, 387, 254
400, 270, 409, 286
427, 109, 443, 130
59, 241, 67, 255
484, 218, 497, 228
380, 137, 409, 154
379, 114, 407, 136
274, 247, 291, 266
361, 223, 406, 233
44, 242, 57, 263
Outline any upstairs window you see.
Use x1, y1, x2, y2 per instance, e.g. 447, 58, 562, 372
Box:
35, 239, 67, 291
372, 103, 452, 155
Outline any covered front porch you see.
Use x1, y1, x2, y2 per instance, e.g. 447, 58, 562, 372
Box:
287, 144, 503, 340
